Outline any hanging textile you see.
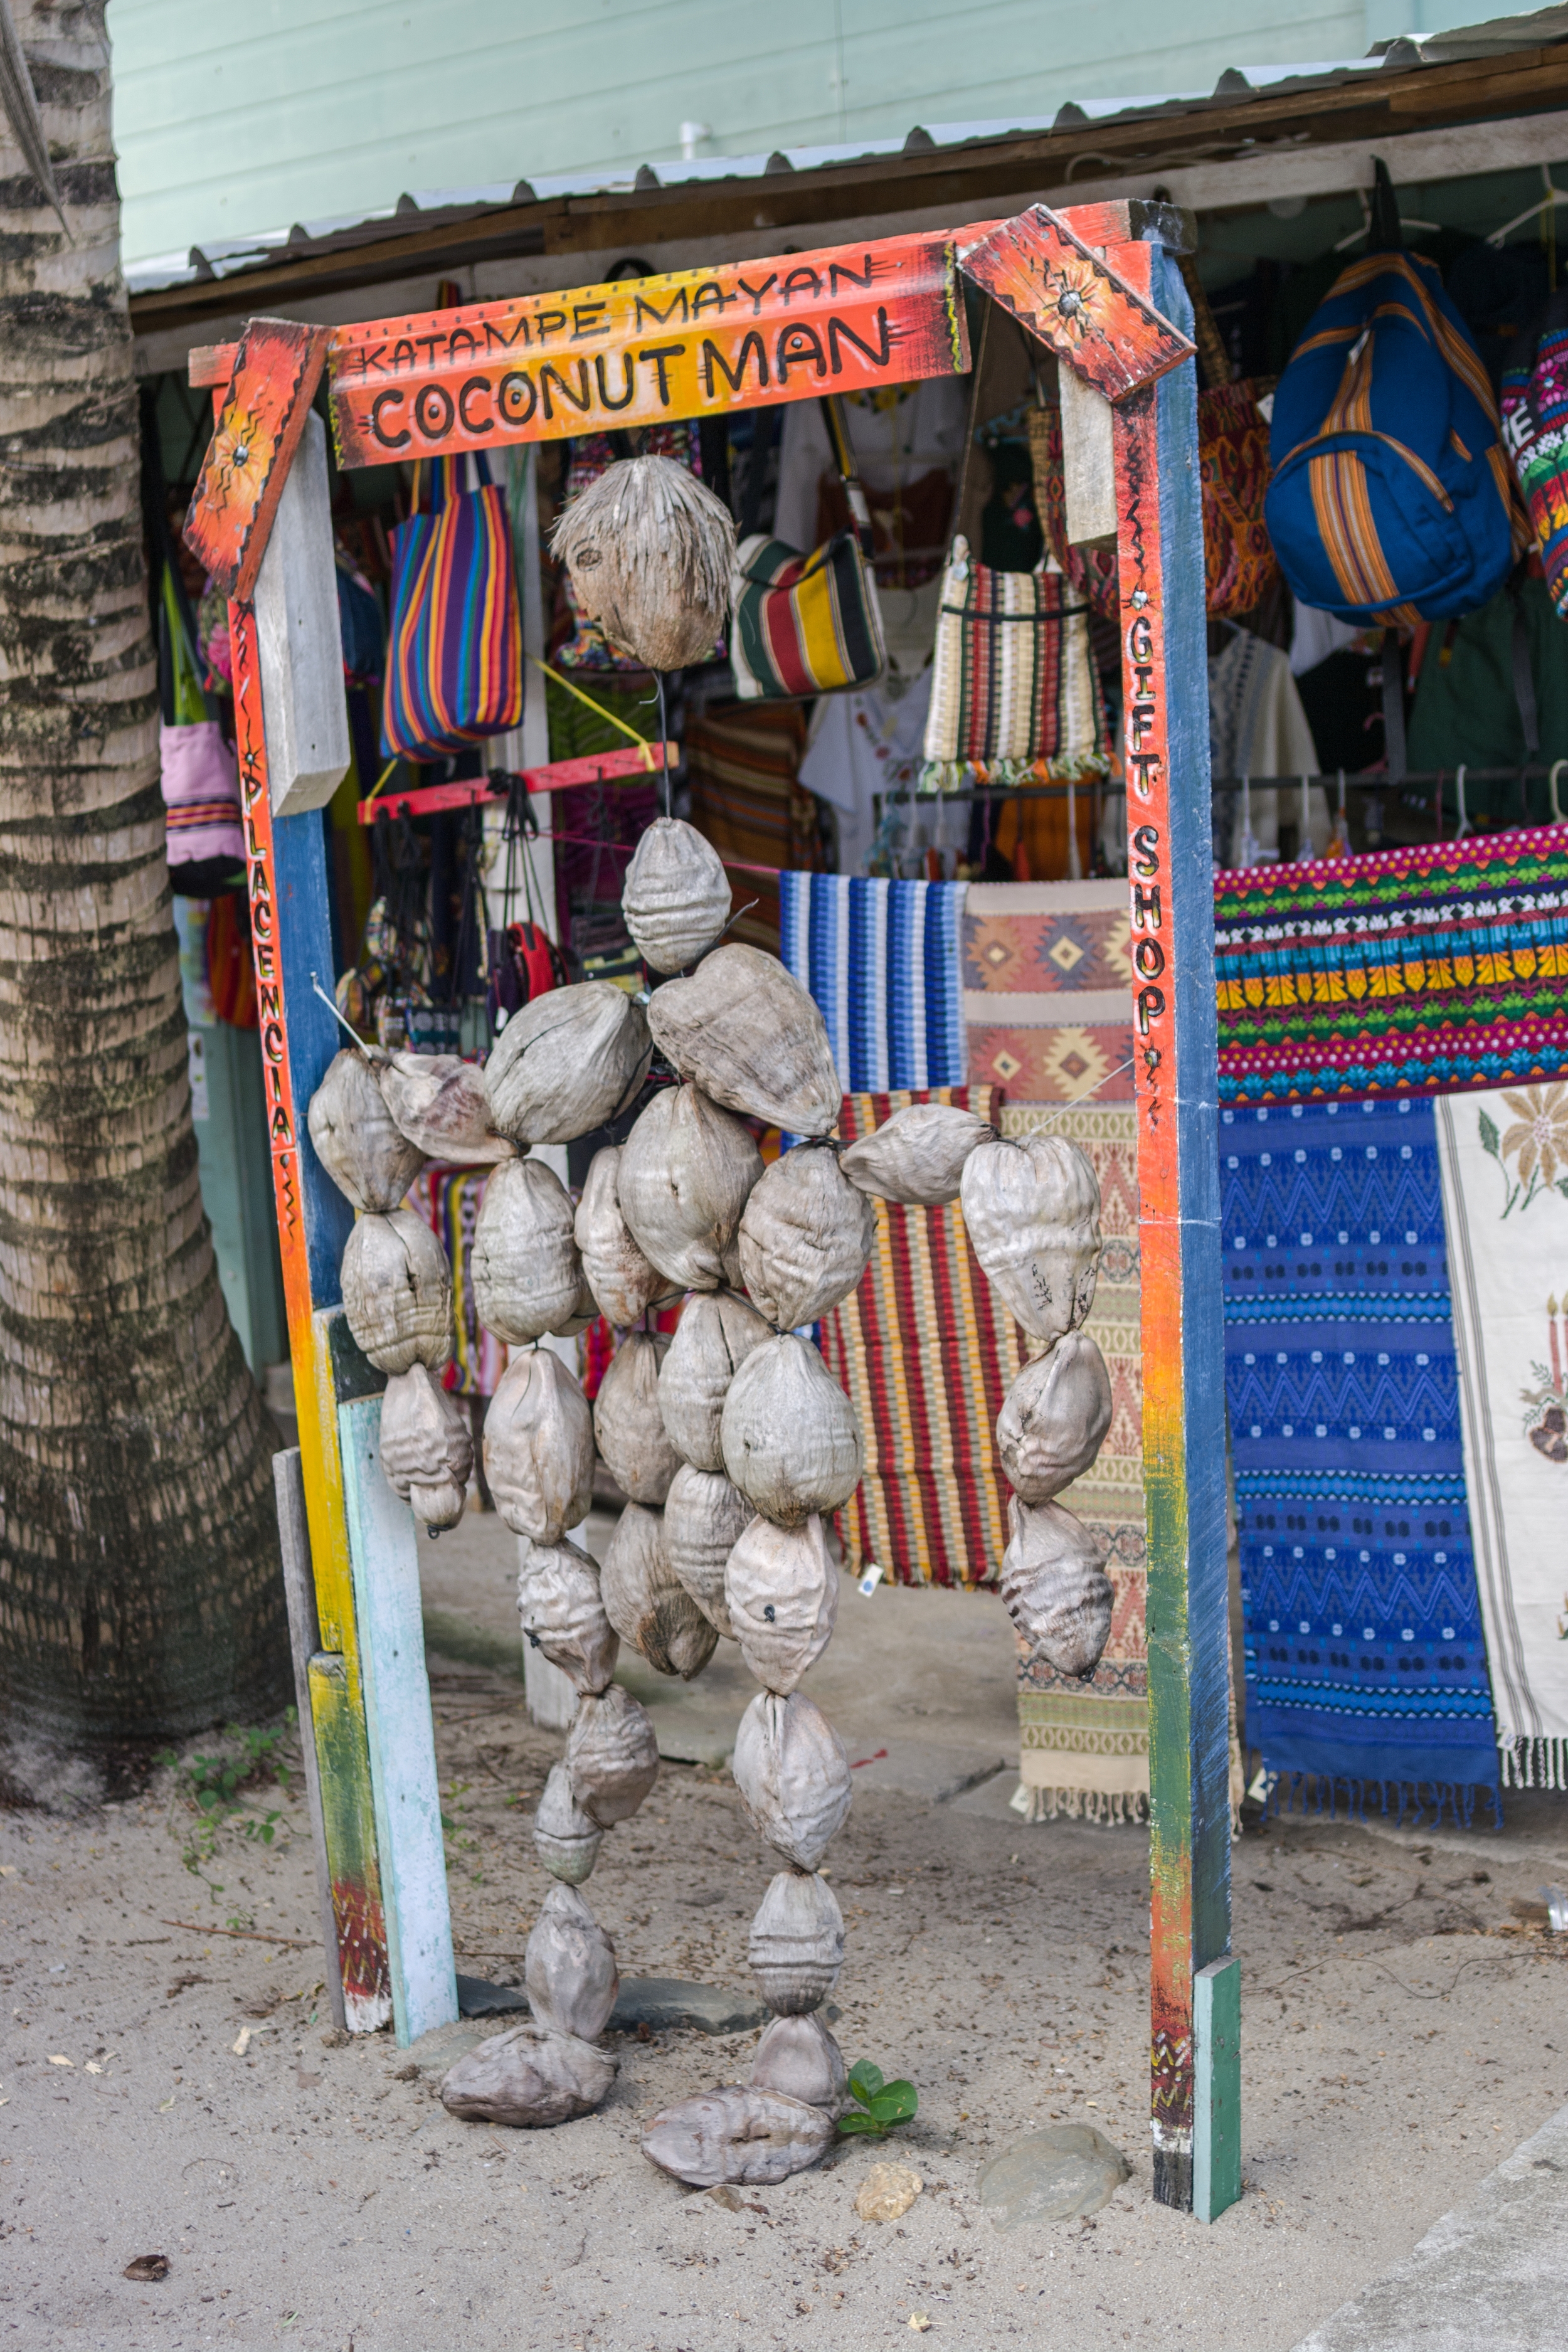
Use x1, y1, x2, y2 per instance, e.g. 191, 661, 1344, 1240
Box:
1436, 1083, 1568, 1789
1221, 1096, 1501, 1823
961, 879, 1136, 1104
1212, 825, 1568, 1105
818, 1086, 1017, 1589
684, 701, 816, 950
406, 1166, 507, 1399
778, 873, 967, 1094
1005, 1100, 1149, 1823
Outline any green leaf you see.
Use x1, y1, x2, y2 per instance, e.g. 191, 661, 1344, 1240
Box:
834, 2112, 887, 2136
847, 2062, 884, 2104
870, 2081, 918, 2124
1478, 1108, 1500, 1160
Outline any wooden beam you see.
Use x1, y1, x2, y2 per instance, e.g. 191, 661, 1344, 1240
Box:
188, 341, 238, 387
960, 207, 1194, 401
252, 410, 352, 815
273, 1449, 349, 2034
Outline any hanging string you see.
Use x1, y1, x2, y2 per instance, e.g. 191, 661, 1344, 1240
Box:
527, 654, 660, 760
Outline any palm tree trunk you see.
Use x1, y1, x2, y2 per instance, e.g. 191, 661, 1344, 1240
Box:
0, 0, 289, 1786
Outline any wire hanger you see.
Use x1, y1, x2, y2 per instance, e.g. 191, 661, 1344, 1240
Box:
1488, 164, 1568, 250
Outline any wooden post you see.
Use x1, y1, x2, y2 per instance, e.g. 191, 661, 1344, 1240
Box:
1108, 235, 1236, 2220
273, 1448, 348, 2033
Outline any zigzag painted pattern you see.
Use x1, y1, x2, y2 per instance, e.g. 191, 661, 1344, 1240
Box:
1221, 1096, 1500, 1803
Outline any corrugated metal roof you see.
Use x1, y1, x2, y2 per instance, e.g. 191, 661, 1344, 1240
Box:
123, 4, 1568, 313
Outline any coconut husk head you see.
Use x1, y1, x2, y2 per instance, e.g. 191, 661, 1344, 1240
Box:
622, 817, 733, 974
575, 1145, 681, 1329
747, 1868, 844, 2016
485, 1349, 595, 1544
725, 1513, 839, 1694
525, 1882, 619, 2042
996, 1332, 1114, 1503
592, 1330, 681, 1506
959, 1132, 1103, 1344
471, 1157, 582, 1344
749, 2011, 849, 2117
999, 1495, 1114, 1678
340, 1209, 453, 1375
532, 1759, 604, 1885
308, 1047, 426, 1212
600, 1500, 718, 1680
551, 455, 735, 672
736, 1142, 876, 1330
379, 1362, 473, 1530
839, 1101, 993, 1205
663, 1462, 751, 1637
657, 1290, 773, 1472
484, 981, 652, 1148
732, 1690, 852, 1873
378, 1052, 513, 1165
517, 1534, 617, 1692
566, 1683, 660, 1827
645, 944, 842, 1136
616, 1083, 762, 1293
719, 1334, 863, 1529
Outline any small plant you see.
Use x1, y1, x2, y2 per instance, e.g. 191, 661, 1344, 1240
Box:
836, 2060, 918, 2139
156, 1710, 299, 1892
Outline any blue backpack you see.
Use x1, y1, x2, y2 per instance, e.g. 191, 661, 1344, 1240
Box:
1265, 245, 1522, 625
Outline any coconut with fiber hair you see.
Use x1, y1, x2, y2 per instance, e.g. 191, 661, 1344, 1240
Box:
551, 455, 735, 672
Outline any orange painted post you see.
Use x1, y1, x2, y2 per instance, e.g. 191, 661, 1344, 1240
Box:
963, 203, 1237, 2218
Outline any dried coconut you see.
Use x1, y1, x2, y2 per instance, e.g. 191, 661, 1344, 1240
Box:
839, 1101, 992, 1205
517, 1535, 618, 1693
378, 1362, 473, 1530
472, 1157, 582, 1343
999, 1495, 1114, 1678
663, 1462, 750, 1637
566, 1684, 660, 1828
551, 455, 734, 672
622, 817, 732, 973
485, 1348, 595, 1544
720, 1334, 862, 1528
645, 943, 841, 1136
725, 1514, 839, 1693
736, 1143, 874, 1330
575, 1146, 679, 1328
616, 1083, 761, 1293
657, 1290, 772, 1473
959, 1132, 1102, 1343
484, 981, 650, 1147
340, 1209, 452, 1375
732, 1690, 851, 1873
995, 1331, 1113, 1502
308, 1047, 426, 1212
747, 1868, 844, 2015
377, 1052, 512, 1165
592, 1330, 680, 1506
600, 1502, 718, 1680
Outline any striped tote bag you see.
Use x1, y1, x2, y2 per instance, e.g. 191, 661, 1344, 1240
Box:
381, 453, 523, 761
729, 531, 887, 701
921, 537, 1108, 792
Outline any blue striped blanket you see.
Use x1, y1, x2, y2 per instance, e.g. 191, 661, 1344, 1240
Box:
778, 874, 968, 1094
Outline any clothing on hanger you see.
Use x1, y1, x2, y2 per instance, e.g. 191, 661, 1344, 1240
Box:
1209, 625, 1324, 863
773, 379, 967, 563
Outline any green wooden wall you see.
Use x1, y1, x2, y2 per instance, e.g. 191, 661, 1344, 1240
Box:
105, 0, 1490, 273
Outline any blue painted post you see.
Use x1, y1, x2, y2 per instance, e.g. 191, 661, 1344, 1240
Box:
339, 1397, 458, 2046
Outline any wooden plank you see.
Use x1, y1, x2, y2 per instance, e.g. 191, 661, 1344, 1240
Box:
339, 1396, 458, 2049
183, 316, 331, 599
960, 206, 1194, 401
1194, 1956, 1242, 2224
228, 582, 394, 2032
1059, 365, 1116, 546
272, 1448, 347, 2033
327, 231, 970, 468
188, 341, 238, 388
253, 410, 352, 817
1095, 228, 1233, 2216
355, 741, 677, 825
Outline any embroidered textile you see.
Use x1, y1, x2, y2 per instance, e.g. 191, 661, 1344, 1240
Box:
1006, 1102, 1149, 1823
778, 874, 968, 1095
1436, 1083, 1568, 1788
961, 878, 1136, 1104
685, 701, 817, 951
820, 1088, 1017, 1589
406, 1165, 507, 1399
1213, 825, 1568, 1104
921, 538, 1109, 794
1221, 1097, 1501, 1818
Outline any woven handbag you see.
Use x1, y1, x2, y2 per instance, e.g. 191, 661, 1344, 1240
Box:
729, 395, 886, 700
1502, 290, 1568, 620
381, 453, 523, 760
920, 536, 1108, 791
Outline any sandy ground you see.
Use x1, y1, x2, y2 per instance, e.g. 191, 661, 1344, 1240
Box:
5, 1549, 1568, 2352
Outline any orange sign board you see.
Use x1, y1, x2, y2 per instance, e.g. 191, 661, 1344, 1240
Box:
327, 233, 972, 468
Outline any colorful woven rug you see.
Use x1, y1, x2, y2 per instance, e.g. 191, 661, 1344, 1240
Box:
684, 701, 817, 950
778, 875, 968, 1094
1436, 1082, 1568, 1790
961, 878, 1137, 1104
1221, 1096, 1502, 1821
1005, 1101, 1150, 1824
819, 1086, 1019, 1589
1213, 825, 1568, 1104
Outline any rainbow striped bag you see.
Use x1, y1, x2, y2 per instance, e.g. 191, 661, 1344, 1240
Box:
381, 453, 522, 760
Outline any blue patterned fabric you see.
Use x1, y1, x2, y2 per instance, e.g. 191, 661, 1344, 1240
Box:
778, 874, 968, 1094
1221, 1095, 1502, 1820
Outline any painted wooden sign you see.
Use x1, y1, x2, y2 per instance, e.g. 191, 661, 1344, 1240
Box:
184, 318, 332, 598
1101, 236, 1235, 2221
961, 206, 1194, 401
327, 232, 970, 468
